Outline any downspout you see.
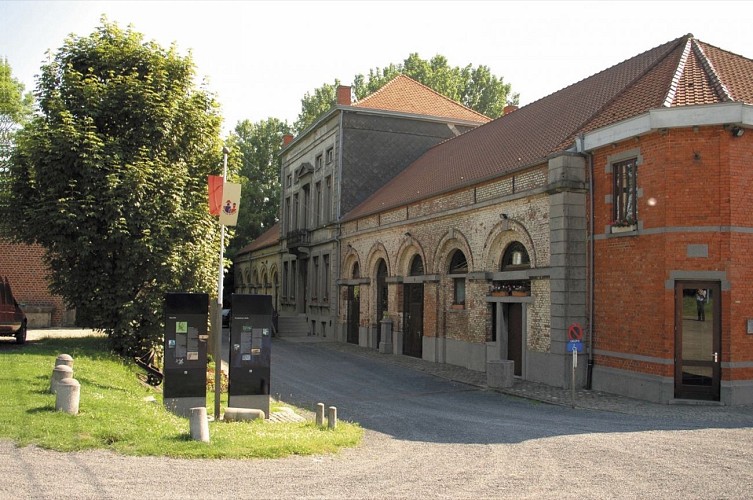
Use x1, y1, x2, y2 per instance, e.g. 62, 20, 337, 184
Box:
576, 133, 595, 389
586, 142, 595, 389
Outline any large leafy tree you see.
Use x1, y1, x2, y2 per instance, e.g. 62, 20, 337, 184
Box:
0, 59, 34, 235
226, 117, 290, 257
294, 53, 519, 132
9, 21, 225, 355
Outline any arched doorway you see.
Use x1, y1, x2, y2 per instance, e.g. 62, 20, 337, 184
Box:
403, 255, 424, 358
346, 262, 360, 345
498, 242, 531, 376
376, 259, 388, 346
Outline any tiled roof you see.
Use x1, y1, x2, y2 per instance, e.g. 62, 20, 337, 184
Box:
352, 74, 491, 124
344, 35, 753, 221
236, 222, 280, 256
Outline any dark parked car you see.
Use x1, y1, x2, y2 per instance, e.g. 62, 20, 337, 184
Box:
0, 276, 27, 344
222, 308, 231, 328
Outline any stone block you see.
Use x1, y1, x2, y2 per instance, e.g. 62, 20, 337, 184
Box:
224, 407, 266, 422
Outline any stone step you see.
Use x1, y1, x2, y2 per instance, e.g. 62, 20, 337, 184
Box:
277, 315, 309, 337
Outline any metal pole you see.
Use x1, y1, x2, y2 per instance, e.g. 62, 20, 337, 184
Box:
214, 146, 229, 420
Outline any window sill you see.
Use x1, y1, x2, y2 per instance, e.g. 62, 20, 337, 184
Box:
449, 304, 465, 310
610, 224, 637, 234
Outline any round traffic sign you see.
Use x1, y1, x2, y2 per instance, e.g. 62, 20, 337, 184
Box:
568, 323, 583, 341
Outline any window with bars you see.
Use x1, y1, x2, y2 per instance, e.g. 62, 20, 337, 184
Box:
612, 158, 637, 226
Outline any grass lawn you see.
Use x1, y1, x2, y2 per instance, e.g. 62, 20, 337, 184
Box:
0, 336, 362, 459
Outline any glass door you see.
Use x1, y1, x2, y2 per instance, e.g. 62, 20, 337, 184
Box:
674, 282, 721, 401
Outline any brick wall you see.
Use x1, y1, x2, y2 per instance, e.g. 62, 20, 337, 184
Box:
592, 126, 753, 382
0, 240, 68, 326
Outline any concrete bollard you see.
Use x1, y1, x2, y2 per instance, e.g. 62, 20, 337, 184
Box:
55, 378, 80, 415
327, 406, 337, 430
189, 407, 210, 442
55, 354, 74, 368
315, 403, 325, 427
50, 364, 74, 394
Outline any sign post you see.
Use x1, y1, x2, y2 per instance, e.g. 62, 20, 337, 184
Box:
566, 323, 583, 409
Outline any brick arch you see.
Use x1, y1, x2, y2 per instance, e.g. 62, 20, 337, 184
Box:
482, 220, 539, 271
366, 242, 391, 278
395, 235, 428, 277
342, 246, 362, 279
434, 229, 474, 274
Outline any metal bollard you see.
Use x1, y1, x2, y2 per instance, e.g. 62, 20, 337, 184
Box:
55, 378, 80, 415
316, 403, 325, 427
327, 406, 337, 430
189, 407, 210, 442
50, 365, 73, 394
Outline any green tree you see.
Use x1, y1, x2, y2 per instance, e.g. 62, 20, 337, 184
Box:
0, 59, 34, 235
9, 21, 225, 356
294, 54, 519, 132
226, 117, 290, 257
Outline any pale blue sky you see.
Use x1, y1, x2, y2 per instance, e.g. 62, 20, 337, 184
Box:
1, 1, 750, 133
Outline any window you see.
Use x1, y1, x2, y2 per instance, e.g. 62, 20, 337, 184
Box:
286, 174, 292, 187
353, 262, 360, 279
315, 154, 323, 170
284, 197, 291, 232
293, 193, 299, 229
376, 259, 388, 320
302, 184, 310, 230
282, 262, 288, 298
324, 176, 332, 223
449, 250, 468, 306
312, 257, 319, 300
322, 255, 330, 301
326, 147, 334, 164
315, 181, 322, 227
409, 255, 424, 276
501, 242, 530, 271
613, 158, 637, 226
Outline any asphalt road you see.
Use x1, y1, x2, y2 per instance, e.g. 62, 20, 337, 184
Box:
2, 335, 753, 499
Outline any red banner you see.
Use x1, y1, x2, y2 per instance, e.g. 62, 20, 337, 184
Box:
208, 175, 223, 216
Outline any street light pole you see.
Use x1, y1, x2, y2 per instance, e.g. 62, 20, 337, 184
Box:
214, 146, 229, 420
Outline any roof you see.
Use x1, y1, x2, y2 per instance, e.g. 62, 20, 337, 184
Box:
236, 222, 280, 256
344, 35, 753, 221
352, 74, 491, 124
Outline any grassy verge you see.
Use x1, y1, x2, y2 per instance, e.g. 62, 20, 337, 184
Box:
0, 336, 362, 458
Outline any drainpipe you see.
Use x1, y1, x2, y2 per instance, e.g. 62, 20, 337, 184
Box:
586, 144, 595, 389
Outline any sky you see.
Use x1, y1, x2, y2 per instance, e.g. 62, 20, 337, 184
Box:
2, 0, 752, 134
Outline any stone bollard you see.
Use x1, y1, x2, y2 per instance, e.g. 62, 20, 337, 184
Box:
189, 407, 210, 442
487, 360, 515, 389
55, 378, 80, 415
379, 318, 393, 354
55, 354, 74, 368
223, 407, 265, 422
315, 403, 325, 427
327, 406, 337, 430
50, 365, 74, 394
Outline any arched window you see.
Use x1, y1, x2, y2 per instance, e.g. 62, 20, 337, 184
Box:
376, 259, 388, 320
448, 250, 468, 305
409, 255, 424, 276
352, 262, 360, 279
501, 242, 530, 271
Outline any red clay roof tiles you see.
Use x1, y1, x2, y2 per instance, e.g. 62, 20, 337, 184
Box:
236, 222, 280, 256
344, 35, 753, 222
353, 74, 491, 124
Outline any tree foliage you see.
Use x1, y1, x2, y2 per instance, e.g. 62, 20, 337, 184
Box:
0, 59, 34, 235
225, 117, 290, 257
294, 53, 518, 132
9, 21, 225, 356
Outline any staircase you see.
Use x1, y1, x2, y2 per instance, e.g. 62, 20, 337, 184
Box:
277, 315, 309, 338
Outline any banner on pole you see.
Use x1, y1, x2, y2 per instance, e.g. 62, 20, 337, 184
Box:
219, 182, 242, 226
208, 175, 223, 216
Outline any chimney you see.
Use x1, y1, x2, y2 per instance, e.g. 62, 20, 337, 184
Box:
337, 85, 352, 106
503, 104, 518, 115
282, 134, 294, 146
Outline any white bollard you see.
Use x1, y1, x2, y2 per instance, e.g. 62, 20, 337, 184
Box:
327, 406, 337, 430
55, 354, 74, 368
316, 403, 325, 427
55, 378, 80, 415
189, 407, 210, 442
50, 365, 73, 394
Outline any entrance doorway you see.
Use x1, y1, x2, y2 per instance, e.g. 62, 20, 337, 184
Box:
403, 283, 423, 358
346, 285, 360, 344
506, 303, 523, 376
674, 281, 721, 401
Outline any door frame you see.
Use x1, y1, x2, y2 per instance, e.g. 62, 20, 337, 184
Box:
403, 282, 424, 358
674, 280, 721, 401
346, 285, 360, 344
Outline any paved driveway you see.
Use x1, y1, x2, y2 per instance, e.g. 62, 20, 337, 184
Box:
2, 334, 753, 499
